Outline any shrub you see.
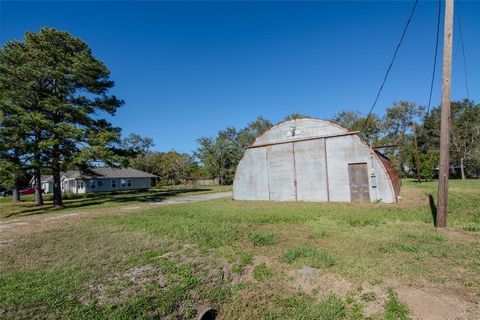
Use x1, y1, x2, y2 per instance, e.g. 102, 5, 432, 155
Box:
463, 225, 480, 232
249, 232, 278, 246
384, 288, 409, 320
307, 294, 346, 320
308, 230, 328, 239
232, 252, 253, 274
283, 245, 335, 268
253, 263, 273, 281
361, 292, 376, 302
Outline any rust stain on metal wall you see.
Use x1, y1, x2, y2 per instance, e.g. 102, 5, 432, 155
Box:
375, 151, 401, 200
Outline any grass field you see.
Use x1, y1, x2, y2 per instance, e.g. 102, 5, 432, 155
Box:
0, 180, 479, 319
0, 185, 232, 218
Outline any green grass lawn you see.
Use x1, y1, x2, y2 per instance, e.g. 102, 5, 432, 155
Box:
0, 180, 479, 319
0, 185, 232, 218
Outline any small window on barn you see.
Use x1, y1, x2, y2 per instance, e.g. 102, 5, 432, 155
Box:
127, 179, 132, 187
111, 179, 117, 188
121, 179, 126, 187
97, 180, 103, 187
90, 180, 96, 189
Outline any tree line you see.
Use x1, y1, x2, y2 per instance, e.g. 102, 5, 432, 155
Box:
127, 116, 276, 185
193, 101, 479, 184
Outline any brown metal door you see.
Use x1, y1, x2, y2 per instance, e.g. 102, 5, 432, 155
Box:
348, 163, 370, 202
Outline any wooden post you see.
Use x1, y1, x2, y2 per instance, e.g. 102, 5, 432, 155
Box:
437, 0, 454, 228
460, 157, 465, 180
412, 123, 421, 182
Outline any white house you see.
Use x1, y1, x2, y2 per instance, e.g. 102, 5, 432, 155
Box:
32, 168, 158, 194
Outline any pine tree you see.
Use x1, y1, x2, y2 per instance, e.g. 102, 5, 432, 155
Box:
0, 39, 42, 204
0, 28, 124, 207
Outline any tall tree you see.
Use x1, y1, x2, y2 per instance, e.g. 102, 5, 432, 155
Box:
129, 151, 198, 185
419, 100, 480, 179
331, 110, 382, 145
0, 28, 124, 208
156, 151, 195, 186
195, 127, 242, 185
382, 101, 424, 175
0, 37, 46, 205
284, 113, 311, 121
194, 117, 273, 184
121, 133, 154, 157
0, 137, 26, 203
237, 116, 273, 150
450, 100, 480, 179
129, 152, 164, 175
418, 107, 441, 150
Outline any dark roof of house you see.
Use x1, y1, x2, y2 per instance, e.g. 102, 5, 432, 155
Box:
86, 167, 158, 179
39, 168, 157, 182
65, 170, 83, 180
39, 175, 53, 183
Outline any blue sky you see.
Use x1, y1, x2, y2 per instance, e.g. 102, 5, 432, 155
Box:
1, 1, 478, 153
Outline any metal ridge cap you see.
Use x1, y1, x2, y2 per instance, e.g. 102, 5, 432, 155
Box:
247, 131, 360, 149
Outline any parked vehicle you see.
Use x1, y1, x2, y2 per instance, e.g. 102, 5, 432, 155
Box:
19, 188, 45, 195
1, 190, 13, 197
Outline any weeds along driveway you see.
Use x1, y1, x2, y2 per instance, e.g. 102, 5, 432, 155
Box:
0, 191, 232, 234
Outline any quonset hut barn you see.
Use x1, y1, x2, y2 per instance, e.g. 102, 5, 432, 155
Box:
233, 119, 400, 203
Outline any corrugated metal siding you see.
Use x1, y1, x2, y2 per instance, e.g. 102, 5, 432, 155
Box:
233, 119, 399, 203
325, 136, 354, 202
254, 119, 346, 146
294, 139, 329, 201
233, 148, 270, 200
266, 144, 296, 201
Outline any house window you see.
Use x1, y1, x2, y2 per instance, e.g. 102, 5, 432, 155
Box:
111, 179, 117, 188
127, 179, 132, 187
90, 180, 96, 189
121, 179, 126, 188
80, 182, 84, 189
97, 180, 103, 187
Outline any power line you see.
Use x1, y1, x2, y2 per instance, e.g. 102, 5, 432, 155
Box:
361, 0, 419, 132
426, 0, 441, 117
457, 7, 470, 100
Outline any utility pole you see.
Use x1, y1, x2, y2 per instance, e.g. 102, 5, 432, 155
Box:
412, 123, 421, 182
437, 0, 454, 228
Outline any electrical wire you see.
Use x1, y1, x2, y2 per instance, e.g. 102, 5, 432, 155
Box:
426, 0, 441, 117
457, 7, 470, 100
361, 0, 419, 132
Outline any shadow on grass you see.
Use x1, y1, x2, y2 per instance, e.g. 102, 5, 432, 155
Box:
3, 187, 213, 218
429, 194, 437, 227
